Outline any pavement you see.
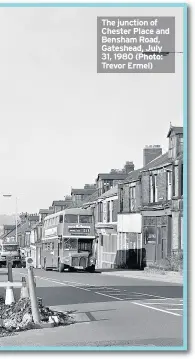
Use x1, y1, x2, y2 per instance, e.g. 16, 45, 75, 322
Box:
0, 268, 185, 349
100, 269, 183, 284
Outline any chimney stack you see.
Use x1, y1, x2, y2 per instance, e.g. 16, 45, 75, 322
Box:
143, 145, 162, 166
124, 161, 134, 174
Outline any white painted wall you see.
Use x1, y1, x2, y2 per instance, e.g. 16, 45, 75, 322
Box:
117, 213, 142, 233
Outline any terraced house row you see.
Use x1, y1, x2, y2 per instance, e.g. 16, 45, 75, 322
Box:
1, 124, 183, 270
80, 124, 183, 269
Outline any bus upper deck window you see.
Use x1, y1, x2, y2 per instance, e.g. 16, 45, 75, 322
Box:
79, 215, 92, 223
64, 214, 78, 223
59, 215, 63, 223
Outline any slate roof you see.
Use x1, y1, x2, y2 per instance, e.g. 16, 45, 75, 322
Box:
99, 185, 118, 200
52, 200, 71, 206
96, 173, 128, 181
28, 215, 39, 222
39, 209, 53, 214
167, 126, 183, 137
3, 225, 16, 230
123, 152, 171, 184
71, 188, 96, 195
0, 221, 31, 240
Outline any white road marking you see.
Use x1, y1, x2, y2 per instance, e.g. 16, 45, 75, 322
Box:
94, 291, 124, 301
132, 301, 182, 317
131, 291, 168, 299
17, 271, 182, 306
142, 297, 183, 301
165, 308, 183, 311
19, 272, 91, 292
143, 303, 183, 305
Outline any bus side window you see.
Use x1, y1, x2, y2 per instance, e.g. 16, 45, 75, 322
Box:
59, 215, 63, 223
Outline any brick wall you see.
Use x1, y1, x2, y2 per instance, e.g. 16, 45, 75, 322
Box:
174, 165, 179, 196
141, 174, 150, 204
112, 199, 118, 222
172, 211, 179, 250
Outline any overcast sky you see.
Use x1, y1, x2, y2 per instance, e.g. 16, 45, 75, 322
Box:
0, 6, 183, 215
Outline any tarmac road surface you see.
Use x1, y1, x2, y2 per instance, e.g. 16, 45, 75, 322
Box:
0, 268, 184, 349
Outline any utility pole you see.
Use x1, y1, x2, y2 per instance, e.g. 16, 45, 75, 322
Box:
15, 197, 18, 244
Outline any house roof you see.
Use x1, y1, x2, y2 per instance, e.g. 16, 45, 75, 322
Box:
99, 185, 118, 199
52, 200, 71, 206
143, 152, 170, 171
28, 215, 39, 221
123, 152, 171, 184
39, 209, 53, 214
167, 126, 183, 137
96, 173, 128, 181
1, 221, 31, 240
71, 188, 96, 196
123, 168, 142, 184
3, 225, 16, 230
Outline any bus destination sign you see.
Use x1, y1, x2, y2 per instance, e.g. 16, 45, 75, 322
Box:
69, 228, 90, 235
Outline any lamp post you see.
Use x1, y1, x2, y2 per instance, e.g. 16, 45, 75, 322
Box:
2, 194, 18, 244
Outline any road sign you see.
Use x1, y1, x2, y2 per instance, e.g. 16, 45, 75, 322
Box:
26, 257, 34, 268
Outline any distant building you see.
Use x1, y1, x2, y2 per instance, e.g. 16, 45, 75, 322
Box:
3, 225, 16, 236
71, 185, 96, 207
96, 161, 135, 197
51, 199, 72, 213
28, 214, 39, 227
143, 145, 162, 166
39, 209, 54, 223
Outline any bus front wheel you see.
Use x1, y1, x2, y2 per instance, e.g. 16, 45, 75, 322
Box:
88, 265, 95, 273
58, 262, 64, 273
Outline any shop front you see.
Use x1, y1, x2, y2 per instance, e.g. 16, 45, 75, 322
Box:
142, 212, 172, 264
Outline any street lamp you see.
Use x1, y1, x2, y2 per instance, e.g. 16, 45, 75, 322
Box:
2, 194, 18, 244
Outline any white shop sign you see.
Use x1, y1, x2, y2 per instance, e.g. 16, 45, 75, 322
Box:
45, 227, 57, 237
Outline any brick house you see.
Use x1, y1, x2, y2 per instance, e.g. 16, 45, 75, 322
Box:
3, 225, 16, 236
51, 199, 72, 213
81, 186, 118, 269
140, 152, 173, 264
118, 125, 183, 266
96, 162, 134, 197
95, 186, 118, 269
117, 168, 143, 267
71, 185, 96, 207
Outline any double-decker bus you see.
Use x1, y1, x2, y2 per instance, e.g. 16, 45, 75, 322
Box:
41, 208, 96, 272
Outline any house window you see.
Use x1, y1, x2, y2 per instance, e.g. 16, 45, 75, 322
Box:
154, 175, 158, 202
129, 186, 136, 211
167, 171, 172, 200
150, 175, 158, 203
172, 167, 175, 196
181, 164, 183, 196
120, 187, 123, 212
149, 175, 154, 203
169, 137, 173, 157
178, 137, 183, 155
107, 201, 110, 222
111, 200, 114, 222
98, 202, 103, 222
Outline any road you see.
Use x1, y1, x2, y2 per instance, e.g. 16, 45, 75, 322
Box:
0, 268, 183, 349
